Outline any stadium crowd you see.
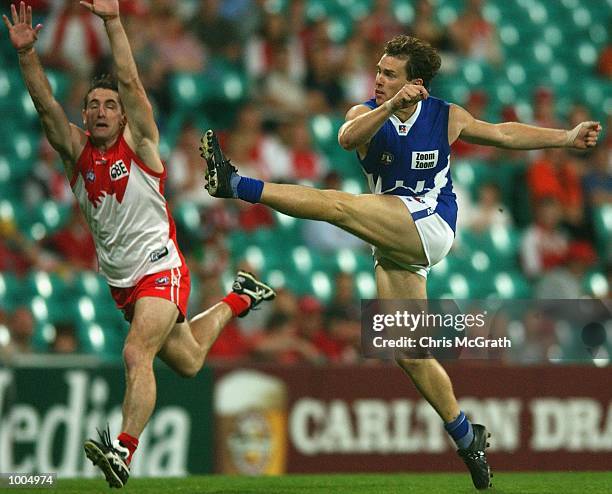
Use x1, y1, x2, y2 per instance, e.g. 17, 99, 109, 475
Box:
0, 0, 610, 365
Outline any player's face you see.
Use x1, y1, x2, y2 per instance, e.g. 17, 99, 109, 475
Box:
374, 55, 410, 105
83, 88, 125, 142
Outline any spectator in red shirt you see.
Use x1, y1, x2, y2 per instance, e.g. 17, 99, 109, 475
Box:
46, 207, 97, 271
527, 147, 585, 231
296, 296, 344, 362
520, 197, 569, 278
252, 311, 322, 364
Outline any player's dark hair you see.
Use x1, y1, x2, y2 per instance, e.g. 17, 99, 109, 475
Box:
83, 74, 123, 110
383, 35, 441, 88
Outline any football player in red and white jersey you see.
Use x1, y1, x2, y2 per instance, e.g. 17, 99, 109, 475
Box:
3, 1, 275, 487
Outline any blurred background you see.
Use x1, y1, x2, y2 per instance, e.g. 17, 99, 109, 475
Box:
0, 0, 611, 479
1, 0, 610, 366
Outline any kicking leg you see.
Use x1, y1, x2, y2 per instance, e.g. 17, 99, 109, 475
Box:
200, 129, 426, 267
261, 184, 426, 266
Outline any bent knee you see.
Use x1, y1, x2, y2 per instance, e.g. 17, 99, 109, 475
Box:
174, 360, 201, 378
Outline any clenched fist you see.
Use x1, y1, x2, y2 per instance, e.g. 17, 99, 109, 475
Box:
386, 84, 429, 112
566, 121, 602, 150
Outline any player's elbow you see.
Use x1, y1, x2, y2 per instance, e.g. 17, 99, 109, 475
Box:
338, 131, 357, 151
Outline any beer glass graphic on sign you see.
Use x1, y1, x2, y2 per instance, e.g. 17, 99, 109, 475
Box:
215, 370, 288, 475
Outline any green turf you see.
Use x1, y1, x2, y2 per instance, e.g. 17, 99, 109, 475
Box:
9, 472, 612, 494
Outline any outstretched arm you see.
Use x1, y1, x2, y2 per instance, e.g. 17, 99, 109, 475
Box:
3, 2, 83, 177
450, 104, 602, 150
80, 0, 159, 148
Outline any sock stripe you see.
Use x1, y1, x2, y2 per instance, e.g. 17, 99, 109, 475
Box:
236, 177, 264, 203
444, 411, 474, 449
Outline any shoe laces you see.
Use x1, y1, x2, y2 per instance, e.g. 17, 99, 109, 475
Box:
97, 424, 114, 450
97, 424, 128, 462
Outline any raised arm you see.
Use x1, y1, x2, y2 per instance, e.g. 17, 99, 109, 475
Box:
3, 2, 84, 177
338, 83, 429, 157
450, 104, 602, 150
80, 0, 159, 150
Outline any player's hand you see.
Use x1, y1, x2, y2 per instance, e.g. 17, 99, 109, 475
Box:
565, 121, 602, 149
80, 0, 119, 21
2, 2, 43, 54
386, 84, 429, 112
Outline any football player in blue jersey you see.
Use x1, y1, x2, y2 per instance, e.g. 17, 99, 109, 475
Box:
200, 35, 601, 490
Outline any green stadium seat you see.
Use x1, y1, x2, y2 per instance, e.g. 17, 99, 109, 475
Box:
593, 205, 611, 258
451, 159, 493, 201
273, 212, 303, 246
73, 271, 106, 298
305, 0, 335, 21
26, 271, 70, 300
461, 225, 521, 270
355, 270, 377, 299
310, 270, 333, 301
29, 200, 72, 239
344, 0, 372, 19
31, 321, 55, 352
428, 255, 473, 299
78, 321, 124, 358
583, 271, 609, 298
0, 272, 28, 311
325, 146, 362, 180
0, 131, 39, 178
334, 248, 372, 274
169, 72, 215, 110
392, 0, 414, 24
173, 201, 202, 244
327, 16, 353, 43
309, 114, 345, 153
492, 270, 532, 299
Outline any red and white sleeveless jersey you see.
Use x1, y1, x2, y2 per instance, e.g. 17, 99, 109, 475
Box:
70, 132, 183, 287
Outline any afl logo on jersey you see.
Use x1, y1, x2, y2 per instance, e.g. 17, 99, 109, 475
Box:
86, 170, 95, 182
109, 160, 129, 181
411, 150, 438, 170
380, 152, 394, 165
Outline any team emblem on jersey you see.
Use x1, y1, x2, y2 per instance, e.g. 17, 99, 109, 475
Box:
109, 159, 129, 181
86, 170, 95, 182
155, 276, 170, 285
411, 150, 438, 170
380, 152, 394, 165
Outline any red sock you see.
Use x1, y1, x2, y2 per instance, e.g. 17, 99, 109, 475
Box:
222, 292, 251, 317
117, 432, 139, 465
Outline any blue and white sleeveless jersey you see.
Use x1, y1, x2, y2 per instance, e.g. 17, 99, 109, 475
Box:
358, 96, 457, 233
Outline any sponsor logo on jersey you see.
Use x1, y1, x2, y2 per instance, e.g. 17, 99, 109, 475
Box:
380, 152, 394, 165
94, 158, 107, 166
150, 247, 169, 263
109, 160, 129, 181
411, 150, 438, 170
86, 170, 95, 182
155, 276, 170, 285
